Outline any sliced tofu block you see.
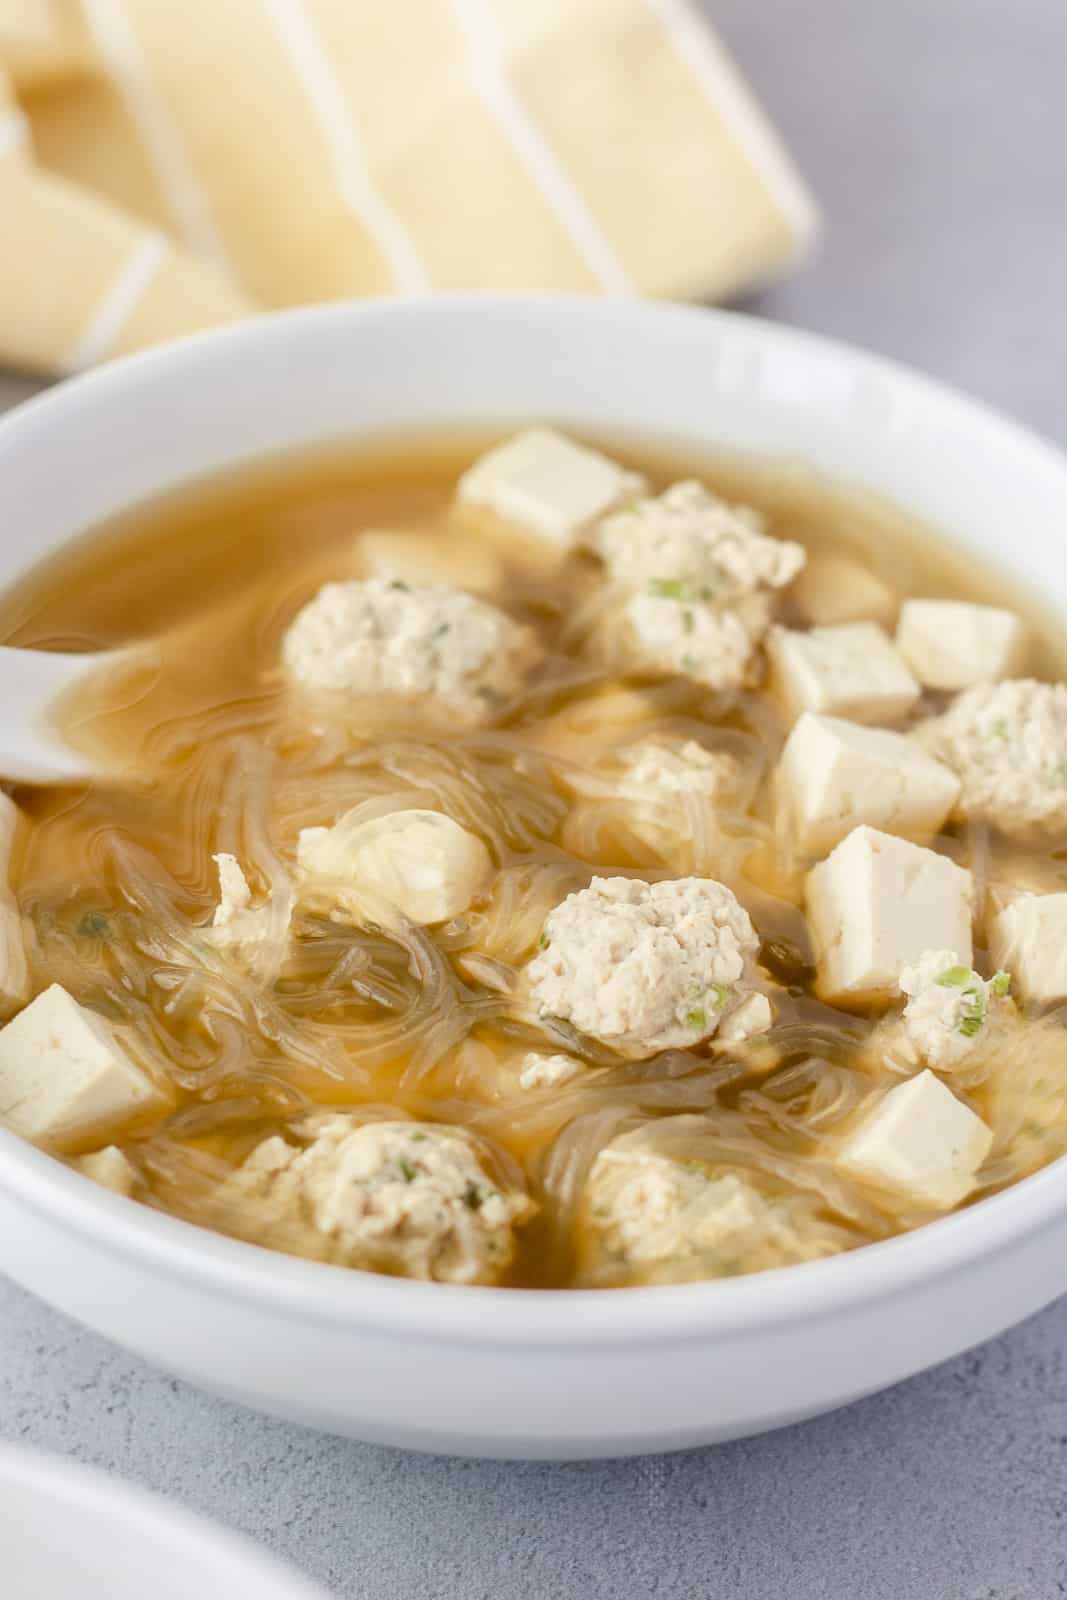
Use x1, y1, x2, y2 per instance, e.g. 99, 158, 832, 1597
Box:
456, 428, 645, 548
806, 825, 973, 1004
0, 985, 166, 1149
75, 1145, 140, 1196
298, 807, 492, 927
767, 622, 920, 725
895, 600, 1026, 690
777, 712, 960, 854
989, 892, 1067, 1005
836, 1069, 992, 1209
358, 529, 502, 594
715, 991, 773, 1044
789, 553, 896, 629
0, 793, 28, 1018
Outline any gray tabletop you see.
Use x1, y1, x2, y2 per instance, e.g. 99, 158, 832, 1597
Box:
3, 3, 1066, 1596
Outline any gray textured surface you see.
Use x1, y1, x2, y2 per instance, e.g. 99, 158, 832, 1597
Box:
2, 2, 1067, 1596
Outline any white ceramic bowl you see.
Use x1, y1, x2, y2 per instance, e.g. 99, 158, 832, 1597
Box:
1, 297, 1067, 1460
1, 1442, 328, 1598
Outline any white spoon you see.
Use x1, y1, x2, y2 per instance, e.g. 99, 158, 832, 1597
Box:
0, 644, 156, 784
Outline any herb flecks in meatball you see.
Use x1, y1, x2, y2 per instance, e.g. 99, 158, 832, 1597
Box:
593, 481, 805, 596
918, 679, 1067, 837
898, 949, 1012, 1070
221, 1117, 533, 1285
282, 577, 542, 725
591, 483, 804, 691
526, 875, 769, 1057
622, 589, 770, 691
578, 1140, 843, 1285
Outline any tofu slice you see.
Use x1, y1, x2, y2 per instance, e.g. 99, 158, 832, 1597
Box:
895, 600, 1026, 690
836, 1069, 992, 1210
767, 622, 920, 725
0, 793, 28, 1018
456, 428, 645, 548
806, 825, 973, 1004
789, 553, 896, 629
0, 984, 166, 1149
989, 892, 1067, 1005
777, 712, 960, 854
358, 529, 502, 594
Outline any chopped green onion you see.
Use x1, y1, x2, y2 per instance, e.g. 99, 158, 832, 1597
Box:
990, 718, 1009, 738
398, 1159, 417, 1182
935, 965, 971, 987
991, 971, 1012, 996
682, 608, 695, 634
710, 983, 731, 1009
647, 577, 687, 599
78, 910, 110, 939
537, 929, 551, 951
958, 983, 987, 1038
685, 1007, 706, 1029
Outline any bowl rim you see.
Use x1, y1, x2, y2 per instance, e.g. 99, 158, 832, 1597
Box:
0, 1440, 328, 1595
2, 291, 1067, 1347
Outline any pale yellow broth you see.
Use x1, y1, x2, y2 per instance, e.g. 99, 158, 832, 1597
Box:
3, 431, 1066, 1287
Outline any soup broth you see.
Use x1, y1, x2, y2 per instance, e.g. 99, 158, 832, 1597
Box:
3, 431, 1066, 1289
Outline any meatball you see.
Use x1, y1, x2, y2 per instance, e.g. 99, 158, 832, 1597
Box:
621, 588, 770, 691
297, 807, 492, 927
219, 1117, 533, 1284
525, 875, 769, 1057
917, 679, 1067, 837
592, 481, 805, 596
897, 949, 1012, 1070
578, 1136, 844, 1285
282, 577, 542, 724
617, 738, 738, 802
607, 738, 741, 867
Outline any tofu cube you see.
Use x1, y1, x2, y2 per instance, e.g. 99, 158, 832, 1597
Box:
75, 1145, 140, 1196
895, 600, 1026, 690
989, 892, 1067, 1005
0, 985, 166, 1149
456, 428, 645, 547
806, 825, 973, 1004
0, 793, 28, 1018
358, 529, 502, 594
777, 712, 960, 854
767, 622, 920, 725
836, 1069, 993, 1209
789, 553, 896, 629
